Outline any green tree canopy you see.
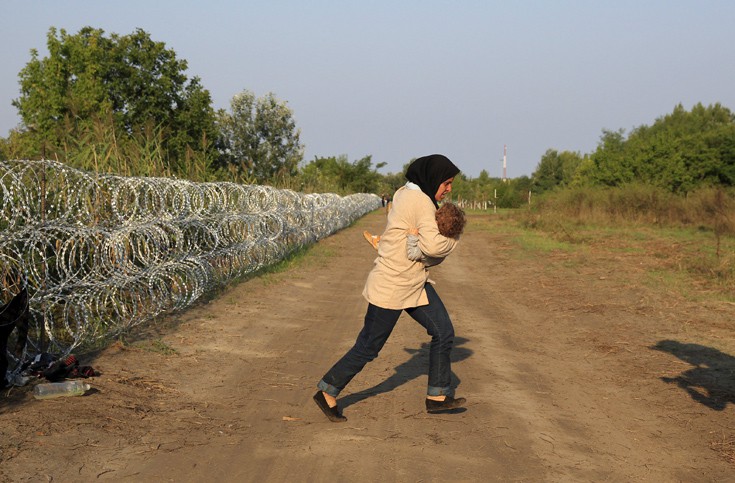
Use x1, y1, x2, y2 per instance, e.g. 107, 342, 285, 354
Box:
217, 90, 304, 183
299, 154, 383, 194
583, 104, 735, 193
532, 149, 586, 193
12, 26, 218, 169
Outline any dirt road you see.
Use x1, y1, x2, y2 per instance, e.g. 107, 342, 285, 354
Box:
2, 210, 734, 482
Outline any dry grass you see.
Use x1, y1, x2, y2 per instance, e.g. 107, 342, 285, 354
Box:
710, 433, 735, 464
516, 187, 735, 301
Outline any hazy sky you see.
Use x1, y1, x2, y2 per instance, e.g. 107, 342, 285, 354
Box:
2, 1, 734, 177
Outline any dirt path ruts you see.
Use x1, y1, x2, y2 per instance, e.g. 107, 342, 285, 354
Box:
1, 210, 733, 482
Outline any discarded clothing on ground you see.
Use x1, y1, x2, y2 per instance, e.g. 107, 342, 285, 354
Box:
5, 352, 101, 387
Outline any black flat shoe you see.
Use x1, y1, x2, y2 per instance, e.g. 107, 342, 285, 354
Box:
313, 391, 347, 422
426, 395, 467, 413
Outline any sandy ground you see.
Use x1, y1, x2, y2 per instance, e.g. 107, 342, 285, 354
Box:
1, 210, 734, 482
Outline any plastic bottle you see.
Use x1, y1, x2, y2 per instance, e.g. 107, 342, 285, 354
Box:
33, 380, 91, 399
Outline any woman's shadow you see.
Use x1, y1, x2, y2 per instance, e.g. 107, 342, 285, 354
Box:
652, 339, 735, 411
339, 336, 473, 411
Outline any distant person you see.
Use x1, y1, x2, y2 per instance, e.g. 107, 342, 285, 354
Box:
363, 202, 466, 267
314, 154, 466, 422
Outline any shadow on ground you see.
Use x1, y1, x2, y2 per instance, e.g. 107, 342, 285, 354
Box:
652, 339, 735, 411
339, 336, 473, 409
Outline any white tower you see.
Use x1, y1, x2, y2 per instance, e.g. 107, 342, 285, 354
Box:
502, 144, 507, 182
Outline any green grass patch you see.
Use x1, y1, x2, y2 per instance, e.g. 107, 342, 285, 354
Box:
511, 231, 577, 253
645, 269, 703, 301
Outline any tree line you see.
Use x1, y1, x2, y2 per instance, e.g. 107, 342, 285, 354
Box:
531, 103, 735, 195
0, 27, 518, 203
1, 27, 732, 208
0, 27, 414, 197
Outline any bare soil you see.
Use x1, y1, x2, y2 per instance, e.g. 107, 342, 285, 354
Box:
1, 210, 734, 482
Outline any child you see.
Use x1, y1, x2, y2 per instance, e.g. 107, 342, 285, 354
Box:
363, 202, 466, 265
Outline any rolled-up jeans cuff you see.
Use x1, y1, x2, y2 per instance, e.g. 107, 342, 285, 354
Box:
427, 385, 451, 397
317, 379, 340, 398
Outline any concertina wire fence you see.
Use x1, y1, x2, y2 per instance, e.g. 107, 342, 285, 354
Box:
1, 159, 381, 360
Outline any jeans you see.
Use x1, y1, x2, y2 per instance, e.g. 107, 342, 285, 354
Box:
318, 284, 455, 397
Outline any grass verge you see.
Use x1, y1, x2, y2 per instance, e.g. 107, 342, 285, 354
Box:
467, 211, 735, 303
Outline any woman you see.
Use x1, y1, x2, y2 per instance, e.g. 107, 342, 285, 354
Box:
314, 154, 466, 422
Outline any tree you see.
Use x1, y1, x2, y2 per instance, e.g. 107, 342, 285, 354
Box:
12, 27, 218, 170
573, 103, 735, 193
298, 154, 382, 194
532, 149, 563, 193
589, 129, 630, 187
532, 149, 584, 193
218, 90, 304, 182
623, 103, 735, 192
0, 128, 36, 161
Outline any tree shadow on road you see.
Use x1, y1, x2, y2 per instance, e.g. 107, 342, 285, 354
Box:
339, 336, 473, 410
652, 339, 735, 411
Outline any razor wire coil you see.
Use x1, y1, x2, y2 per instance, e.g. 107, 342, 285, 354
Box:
0, 160, 381, 356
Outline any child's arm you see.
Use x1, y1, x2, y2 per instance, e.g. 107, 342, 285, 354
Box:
406, 230, 423, 261
407, 228, 444, 267
415, 206, 456, 259
409, 233, 445, 266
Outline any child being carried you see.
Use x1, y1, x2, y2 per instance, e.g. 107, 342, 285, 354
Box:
363, 202, 466, 266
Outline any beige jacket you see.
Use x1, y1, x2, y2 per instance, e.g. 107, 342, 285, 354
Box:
363, 186, 457, 309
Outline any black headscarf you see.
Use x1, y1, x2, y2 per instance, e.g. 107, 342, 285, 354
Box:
405, 154, 460, 208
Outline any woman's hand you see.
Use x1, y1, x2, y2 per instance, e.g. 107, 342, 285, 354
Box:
407, 227, 419, 236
